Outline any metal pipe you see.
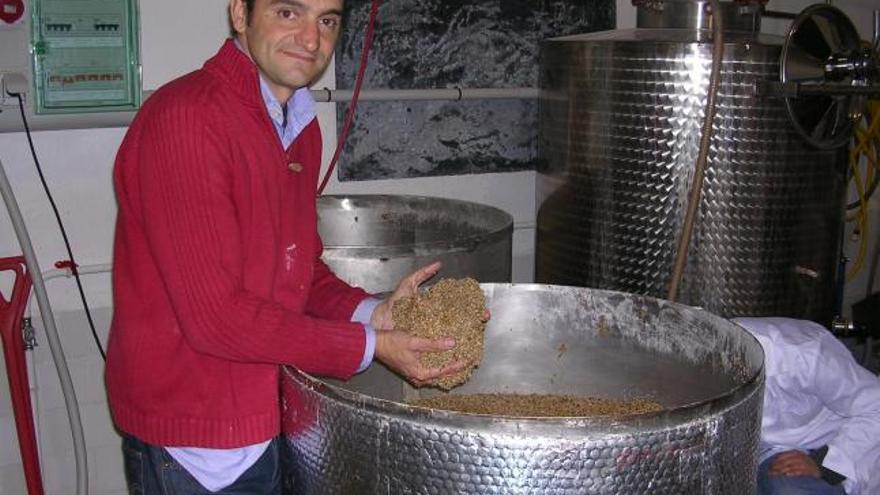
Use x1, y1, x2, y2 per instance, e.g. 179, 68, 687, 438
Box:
792, 85, 880, 96
0, 157, 88, 495
310, 87, 539, 103
756, 81, 880, 98
762, 10, 796, 19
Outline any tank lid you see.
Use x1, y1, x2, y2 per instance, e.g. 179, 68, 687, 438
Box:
635, 0, 763, 33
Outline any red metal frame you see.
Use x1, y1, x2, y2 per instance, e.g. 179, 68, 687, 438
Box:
0, 256, 44, 495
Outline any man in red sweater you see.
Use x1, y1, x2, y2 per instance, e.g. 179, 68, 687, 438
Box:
107, 0, 467, 492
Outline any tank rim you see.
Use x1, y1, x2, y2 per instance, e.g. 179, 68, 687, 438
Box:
318, 194, 514, 254
284, 284, 766, 434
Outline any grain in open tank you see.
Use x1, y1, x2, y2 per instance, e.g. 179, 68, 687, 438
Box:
392, 278, 486, 389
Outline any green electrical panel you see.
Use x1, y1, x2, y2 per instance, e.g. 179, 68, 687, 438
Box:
30, 0, 140, 114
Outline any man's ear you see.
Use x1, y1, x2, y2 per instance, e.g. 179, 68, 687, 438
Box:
229, 0, 248, 35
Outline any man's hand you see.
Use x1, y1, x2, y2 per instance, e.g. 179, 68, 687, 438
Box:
374, 330, 470, 386
370, 262, 441, 331
371, 261, 490, 330
769, 450, 821, 478
369, 261, 490, 385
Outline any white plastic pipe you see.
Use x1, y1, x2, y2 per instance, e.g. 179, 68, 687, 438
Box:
41, 263, 113, 282
0, 156, 88, 495
0, 87, 541, 134
310, 87, 539, 102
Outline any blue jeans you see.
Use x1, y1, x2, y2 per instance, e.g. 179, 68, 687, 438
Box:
757, 455, 846, 495
122, 435, 281, 494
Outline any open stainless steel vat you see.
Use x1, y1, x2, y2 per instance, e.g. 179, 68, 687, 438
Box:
318, 195, 513, 293
281, 284, 765, 494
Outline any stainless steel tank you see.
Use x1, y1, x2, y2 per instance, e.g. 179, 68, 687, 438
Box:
281, 284, 765, 494
536, 1, 846, 323
318, 195, 513, 293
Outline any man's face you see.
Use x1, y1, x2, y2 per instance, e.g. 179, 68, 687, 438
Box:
230, 0, 343, 102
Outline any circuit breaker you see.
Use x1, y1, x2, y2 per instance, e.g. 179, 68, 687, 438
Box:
30, 0, 140, 114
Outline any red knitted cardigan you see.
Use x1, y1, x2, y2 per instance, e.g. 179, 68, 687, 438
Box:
106, 40, 369, 448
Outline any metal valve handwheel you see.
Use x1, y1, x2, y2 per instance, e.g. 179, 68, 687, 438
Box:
780, 4, 873, 149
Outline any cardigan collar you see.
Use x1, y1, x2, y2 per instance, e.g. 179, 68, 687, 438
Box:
204, 39, 266, 110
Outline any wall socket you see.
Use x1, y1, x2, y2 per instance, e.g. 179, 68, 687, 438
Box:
0, 72, 28, 107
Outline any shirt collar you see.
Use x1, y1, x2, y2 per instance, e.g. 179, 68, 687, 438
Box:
232, 38, 316, 131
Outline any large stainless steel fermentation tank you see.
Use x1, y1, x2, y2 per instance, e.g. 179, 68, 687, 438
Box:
282, 285, 765, 494
536, 1, 848, 322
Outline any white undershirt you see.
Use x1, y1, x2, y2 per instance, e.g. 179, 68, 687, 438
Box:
166, 441, 271, 492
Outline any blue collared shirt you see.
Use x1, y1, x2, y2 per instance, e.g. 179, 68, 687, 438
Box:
258, 77, 316, 150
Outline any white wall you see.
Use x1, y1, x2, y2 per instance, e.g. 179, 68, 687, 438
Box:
0, 1, 537, 493
1, 0, 878, 493
0, 2, 233, 493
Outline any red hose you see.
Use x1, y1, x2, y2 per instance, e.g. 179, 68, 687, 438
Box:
318, 0, 382, 195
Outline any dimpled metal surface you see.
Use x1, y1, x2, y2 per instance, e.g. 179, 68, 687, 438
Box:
536, 29, 846, 323
281, 284, 764, 494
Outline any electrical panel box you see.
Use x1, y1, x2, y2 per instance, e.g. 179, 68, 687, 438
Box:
30, 0, 140, 114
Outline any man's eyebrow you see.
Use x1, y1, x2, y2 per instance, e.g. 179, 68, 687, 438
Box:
268, 0, 302, 7
268, 0, 342, 17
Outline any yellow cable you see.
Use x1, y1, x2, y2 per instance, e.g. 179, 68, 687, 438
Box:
846, 157, 868, 281
845, 100, 880, 281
